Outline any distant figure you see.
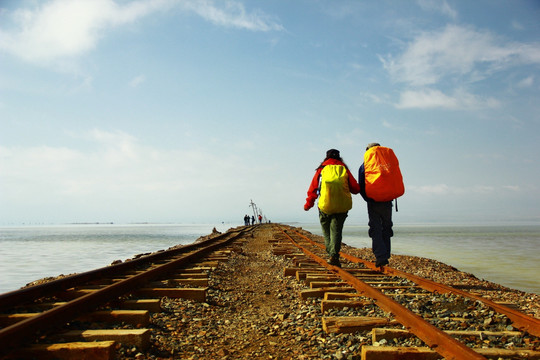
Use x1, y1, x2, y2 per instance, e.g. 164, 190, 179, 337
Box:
358, 143, 404, 268
304, 149, 360, 267
251, 216, 255, 225
243, 215, 250, 226
258, 214, 262, 224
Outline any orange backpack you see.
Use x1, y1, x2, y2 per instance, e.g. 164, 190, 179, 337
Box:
364, 146, 404, 202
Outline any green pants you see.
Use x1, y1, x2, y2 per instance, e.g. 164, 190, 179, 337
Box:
319, 210, 348, 258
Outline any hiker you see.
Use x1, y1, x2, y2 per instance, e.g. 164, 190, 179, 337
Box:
258, 214, 262, 224
251, 215, 255, 225
358, 143, 404, 268
304, 149, 360, 267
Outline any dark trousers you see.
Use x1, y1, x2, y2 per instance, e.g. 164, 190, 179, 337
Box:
367, 201, 393, 262
319, 210, 348, 258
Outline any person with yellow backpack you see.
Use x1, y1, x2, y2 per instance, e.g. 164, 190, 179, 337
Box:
358, 143, 405, 268
304, 149, 360, 267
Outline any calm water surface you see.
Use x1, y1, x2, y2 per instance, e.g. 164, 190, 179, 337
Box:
0, 224, 229, 294
0, 223, 538, 295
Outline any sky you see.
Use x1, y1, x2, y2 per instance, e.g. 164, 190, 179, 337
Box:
1, 0, 540, 226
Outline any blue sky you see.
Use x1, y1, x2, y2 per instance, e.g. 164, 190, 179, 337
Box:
1, 0, 539, 225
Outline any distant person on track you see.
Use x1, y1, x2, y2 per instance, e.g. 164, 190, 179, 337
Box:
251, 216, 256, 226
258, 214, 262, 224
304, 149, 360, 267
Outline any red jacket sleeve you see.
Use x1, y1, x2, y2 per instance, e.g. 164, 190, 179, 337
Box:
304, 167, 323, 211
346, 168, 360, 194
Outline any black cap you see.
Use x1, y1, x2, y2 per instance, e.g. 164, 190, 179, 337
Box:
326, 149, 340, 159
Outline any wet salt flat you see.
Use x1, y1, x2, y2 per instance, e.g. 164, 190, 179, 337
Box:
0, 223, 538, 295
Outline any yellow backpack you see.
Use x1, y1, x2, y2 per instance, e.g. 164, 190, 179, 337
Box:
318, 164, 352, 214
364, 146, 404, 202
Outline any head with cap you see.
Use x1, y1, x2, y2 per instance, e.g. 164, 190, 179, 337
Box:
326, 148, 341, 160
316, 148, 345, 169
366, 142, 380, 151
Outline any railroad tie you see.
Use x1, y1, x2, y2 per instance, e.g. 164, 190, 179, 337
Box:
0, 310, 150, 327
300, 286, 356, 300
322, 316, 399, 334
361, 346, 540, 359
321, 299, 373, 312
371, 327, 524, 342
55, 329, 151, 349
10, 341, 117, 360
135, 287, 207, 302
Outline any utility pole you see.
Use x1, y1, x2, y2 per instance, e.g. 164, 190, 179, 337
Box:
250, 199, 268, 224
249, 199, 258, 221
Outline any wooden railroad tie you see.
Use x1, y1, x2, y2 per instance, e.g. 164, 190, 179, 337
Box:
322, 316, 399, 334
136, 287, 207, 302
321, 299, 374, 312
56, 329, 151, 349
181, 266, 213, 273
283, 267, 324, 277
300, 286, 356, 300
0, 310, 150, 327
149, 277, 209, 287
295, 270, 328, 281
360, 346, 540, 360
371, 328, 524, 342
11, 341, 116, 360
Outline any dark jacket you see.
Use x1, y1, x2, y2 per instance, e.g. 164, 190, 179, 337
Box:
358, 163, 374, 203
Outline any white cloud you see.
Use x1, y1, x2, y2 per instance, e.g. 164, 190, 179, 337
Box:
408, 184, 519, 196
410, 184, 450, 195
129, 74, 146, 88
0, 0, 282, 66
416, 0, 457, 20
0, 0, 172, 64
517, 76, 534, 88
0, 129, 282, 222
395, 88, 500, 110
511, 20, 525, 31
180, 0, 283, 32
382, 25, 540, 87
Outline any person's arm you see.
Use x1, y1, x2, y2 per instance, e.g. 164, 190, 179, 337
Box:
346, 168, 360, 194
304, 168, 322, 210
358, 164, 370, 202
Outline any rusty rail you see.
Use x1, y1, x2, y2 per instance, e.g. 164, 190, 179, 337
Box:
0, 228, 243, 310
0, 227, 249, 356
289, 227, 540, 338
279, 227, 489, 360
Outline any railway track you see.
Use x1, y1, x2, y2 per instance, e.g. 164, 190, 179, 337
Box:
1, 223, 538, 359
274, 225, 540, 359
0, 226, 253, 359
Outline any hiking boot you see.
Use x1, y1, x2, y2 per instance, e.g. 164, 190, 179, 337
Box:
328, 256, 341, 267
375, 259, 389, 268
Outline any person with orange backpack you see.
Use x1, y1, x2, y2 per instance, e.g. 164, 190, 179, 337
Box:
359, 143, 404, 268
304, 149, 360, 267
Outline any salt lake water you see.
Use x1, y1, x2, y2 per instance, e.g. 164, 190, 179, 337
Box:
0, 223, 230, 295
0, 223, 538, 295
